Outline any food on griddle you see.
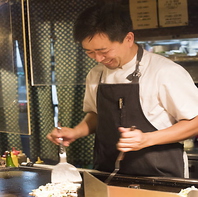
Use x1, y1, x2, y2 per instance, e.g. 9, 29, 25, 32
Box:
29, 181, 80, 197
178, 186, 198, 197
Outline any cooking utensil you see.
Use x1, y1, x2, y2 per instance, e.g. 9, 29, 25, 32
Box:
51, 137, 82, 183
104, 151, 124, 184
50, 37, 82, 183
104, 126, 136, 184
51, 84, 82, 183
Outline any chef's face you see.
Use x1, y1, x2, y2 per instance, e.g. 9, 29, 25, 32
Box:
82, 33, 134, 69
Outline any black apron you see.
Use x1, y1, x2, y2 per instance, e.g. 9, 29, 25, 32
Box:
94, 45, 184, 178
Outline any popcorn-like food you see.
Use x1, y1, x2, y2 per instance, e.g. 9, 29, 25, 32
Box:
178, 186, 198, 197
29, 181, 81, 197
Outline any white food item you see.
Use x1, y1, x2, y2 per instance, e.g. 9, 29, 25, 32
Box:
178, 186, 198, 197
29, 181, 81, 197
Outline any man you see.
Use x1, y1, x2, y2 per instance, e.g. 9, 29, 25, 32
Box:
47, 4, 198, 178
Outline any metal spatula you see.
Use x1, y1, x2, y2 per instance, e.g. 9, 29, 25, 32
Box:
51, 137, 82, 183
104, 126, 136, 184
104, 151, 124, 184
50, 35, 82, 184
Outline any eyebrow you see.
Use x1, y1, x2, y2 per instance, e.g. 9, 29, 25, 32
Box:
83, 48, 107, 52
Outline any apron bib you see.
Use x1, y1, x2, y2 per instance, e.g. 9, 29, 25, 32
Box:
94, 45, 184, 177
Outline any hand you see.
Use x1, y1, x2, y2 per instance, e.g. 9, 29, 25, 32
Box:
117, 127, 148, 152
46, 127, 76, 146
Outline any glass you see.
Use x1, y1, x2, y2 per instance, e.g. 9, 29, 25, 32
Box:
0, 0, 30, 134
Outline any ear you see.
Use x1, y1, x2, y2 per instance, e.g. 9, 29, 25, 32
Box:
125, 32, 134, 47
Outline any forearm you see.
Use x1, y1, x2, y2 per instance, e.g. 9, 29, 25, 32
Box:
146, 115, 198, 147
73, 111, 98, 138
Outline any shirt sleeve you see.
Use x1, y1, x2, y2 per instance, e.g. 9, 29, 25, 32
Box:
158, 64, 198, 121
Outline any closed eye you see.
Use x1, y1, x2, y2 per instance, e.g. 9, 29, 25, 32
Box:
101, 50, 109, 54
86, 51, 94, 55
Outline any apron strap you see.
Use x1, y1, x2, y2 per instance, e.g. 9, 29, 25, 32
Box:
126, 44, 143, 83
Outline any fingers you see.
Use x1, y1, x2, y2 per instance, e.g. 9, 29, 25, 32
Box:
46, 133, 59, 145
118, 126, 137, 138
63, 141, 71, 147
118, 138, 141, 152
47, 126, 77, 147
46, 127, 62, 145
119, 127, 132, 133
117, 127, 143, 152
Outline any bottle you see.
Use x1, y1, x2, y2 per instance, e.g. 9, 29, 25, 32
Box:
5, 151, 16, 167
11, 151, 19, 167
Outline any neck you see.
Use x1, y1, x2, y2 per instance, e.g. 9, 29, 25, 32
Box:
122, 43, 139, 67
130, 43, 139, 59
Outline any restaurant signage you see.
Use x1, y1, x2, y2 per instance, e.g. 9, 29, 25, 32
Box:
129, 0, 188, 29
158, 0, 188, 27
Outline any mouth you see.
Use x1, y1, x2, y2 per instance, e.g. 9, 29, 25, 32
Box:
102, 59, 113, 65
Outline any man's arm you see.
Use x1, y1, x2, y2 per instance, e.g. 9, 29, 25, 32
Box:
148, 115, 198, 145
118, 115, 198, 152
73, 111, 98, 137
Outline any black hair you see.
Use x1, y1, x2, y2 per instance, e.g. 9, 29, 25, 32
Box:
73, 4, 133, 44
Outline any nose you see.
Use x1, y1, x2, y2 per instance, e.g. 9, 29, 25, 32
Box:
94, 53, 105, 62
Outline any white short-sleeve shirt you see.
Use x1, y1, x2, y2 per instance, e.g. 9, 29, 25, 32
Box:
83, 50, 198, 130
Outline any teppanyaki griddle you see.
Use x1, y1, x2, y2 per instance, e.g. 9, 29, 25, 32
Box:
1, 166, 198, 197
